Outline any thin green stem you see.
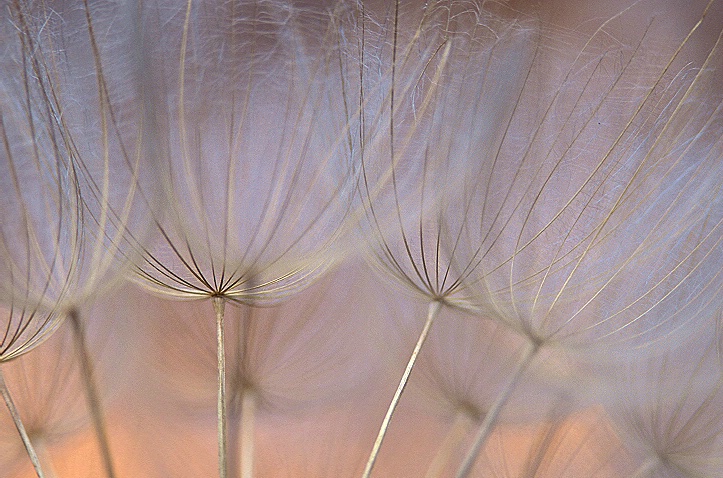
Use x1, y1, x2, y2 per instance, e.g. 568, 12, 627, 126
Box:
454, 341, 539, 478
362, 300, 443, 478
0, 367, 46, 478
213, 297, 228, 478
69, 309, 116, 478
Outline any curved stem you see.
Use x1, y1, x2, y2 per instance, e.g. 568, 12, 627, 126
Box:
213, 297, 228, 478
69, 309, 116, 478
0, 367, 46, 478
455, 341, 539, 478
362, 300, 443, 478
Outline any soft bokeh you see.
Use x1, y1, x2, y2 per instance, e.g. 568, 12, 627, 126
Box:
1, 1, 722, 478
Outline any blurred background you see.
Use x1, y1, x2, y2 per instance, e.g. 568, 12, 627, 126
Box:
1, 0, 722, 477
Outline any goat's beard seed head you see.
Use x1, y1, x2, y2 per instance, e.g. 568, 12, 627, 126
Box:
440, 0, 723, 352
0, 0, 162, 321
133, 0, 359, 302
599, 327, 723, 477
0, 1, 722, 477
354, 0, 723, 358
